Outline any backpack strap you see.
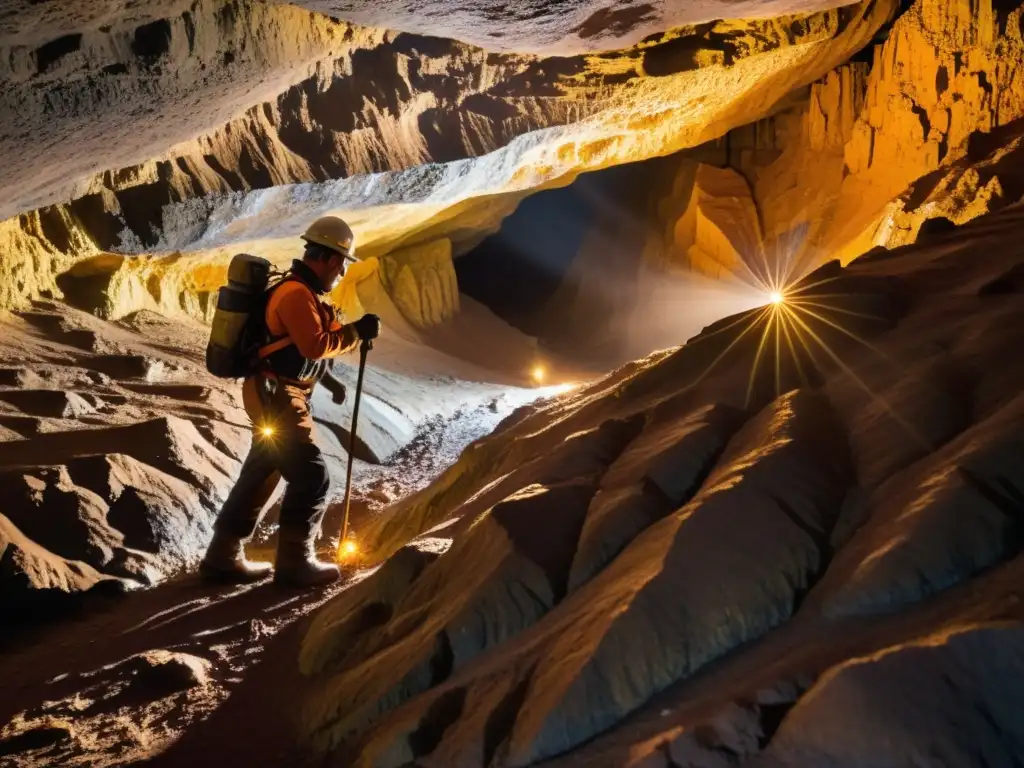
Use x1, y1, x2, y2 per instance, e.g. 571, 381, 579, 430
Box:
254, 272, 324, 361
252, 274, 296, 361
258, 335, 295, 359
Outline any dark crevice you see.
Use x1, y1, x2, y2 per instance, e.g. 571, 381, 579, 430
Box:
642, 24, 718, 76
132, 19, 172, 61
482, 673, 533, 766
35, 206, 73, 253
204, 154, 243, 189
976, 70, 993, 96
36, 34, 82, 74
181, 11, 196, 53
911, 102, 931, 140
958, 468, 1024, 558
771, 494, 836, 613
351, 601, 393, 636
407, 686, 467, 757
758, 701, 797, 748
429, 631, 454, 686
491, 480, 598, 603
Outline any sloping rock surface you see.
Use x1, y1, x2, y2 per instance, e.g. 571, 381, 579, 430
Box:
299, 203, 1024, 766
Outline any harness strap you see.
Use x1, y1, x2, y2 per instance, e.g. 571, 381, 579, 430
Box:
257, 336, 295, 359
255, 274, 300, 361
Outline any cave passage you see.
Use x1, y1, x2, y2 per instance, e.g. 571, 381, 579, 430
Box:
455, 154, 682, 340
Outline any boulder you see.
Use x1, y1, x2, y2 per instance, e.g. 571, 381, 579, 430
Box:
0, 513, 120, 615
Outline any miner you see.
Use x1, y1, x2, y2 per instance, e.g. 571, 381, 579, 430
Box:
201, 216, 381, 587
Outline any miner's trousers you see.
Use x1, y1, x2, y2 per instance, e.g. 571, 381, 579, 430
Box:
214, 375, 329, 544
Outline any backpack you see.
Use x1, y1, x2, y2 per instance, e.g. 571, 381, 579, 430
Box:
206, 253, 281, 378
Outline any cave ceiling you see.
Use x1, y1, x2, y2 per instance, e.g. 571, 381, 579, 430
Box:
0, 0, 895, 293
282, 0, 856, 53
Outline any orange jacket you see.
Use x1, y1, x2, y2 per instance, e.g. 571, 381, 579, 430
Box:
265, 280, 358, 360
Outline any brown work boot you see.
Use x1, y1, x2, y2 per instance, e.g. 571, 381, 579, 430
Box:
274, 534, 340, 588
200, 531, 273, 583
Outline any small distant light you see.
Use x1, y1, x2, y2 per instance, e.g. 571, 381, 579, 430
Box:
260, 425, 275, 438
769, 291, 785, 305
531, 365, 546, 385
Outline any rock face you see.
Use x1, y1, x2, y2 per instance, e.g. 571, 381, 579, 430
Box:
753, 0, 1024, 265
0, 388, 246, 606
0, 0, 893, 315
754, 624, 1024, 767
298, 203, 1024, 765
0, 513, 120, 613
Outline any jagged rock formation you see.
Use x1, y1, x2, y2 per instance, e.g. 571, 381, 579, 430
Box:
0, 0, 894, 315
0, 303, 248, 612
451, 0, 1024, 367
298, 203, 1024, 765
752, 0, 1024, 267
0, 0, 371, 218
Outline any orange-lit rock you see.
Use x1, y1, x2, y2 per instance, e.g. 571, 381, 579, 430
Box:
673, 164, 766, 283
753, 0, 1024, 270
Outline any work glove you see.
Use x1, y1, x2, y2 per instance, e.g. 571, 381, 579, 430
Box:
353, 313, 381, 341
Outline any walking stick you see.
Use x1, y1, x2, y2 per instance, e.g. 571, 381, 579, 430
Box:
338, 337, 371, 560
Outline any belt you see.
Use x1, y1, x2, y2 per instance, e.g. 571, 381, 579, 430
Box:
257, 369, 315, 391
255, 335, 315, 391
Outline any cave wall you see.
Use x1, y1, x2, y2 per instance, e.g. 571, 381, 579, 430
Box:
6, 0, 1021, 368
753, 0, 1024, 268
0, 0, 894, 317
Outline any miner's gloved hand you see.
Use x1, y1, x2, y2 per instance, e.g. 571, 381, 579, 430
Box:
329, 382, 347, 405
353, 313, 381, 341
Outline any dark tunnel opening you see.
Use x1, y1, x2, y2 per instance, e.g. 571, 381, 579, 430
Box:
454, 154, 685, 351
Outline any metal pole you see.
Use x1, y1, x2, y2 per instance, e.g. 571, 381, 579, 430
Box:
338, 338, 371, 555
